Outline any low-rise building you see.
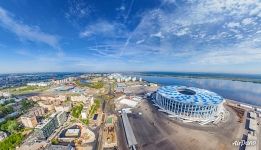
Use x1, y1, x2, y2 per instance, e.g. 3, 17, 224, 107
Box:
52, 77, 76, 85
65, 129, 80, 137
245, 132, 257, 150
40, 95, 67, 102
38, 101, 55, 111
46, 144, 75, 150
249, 112, 257, 119
80, 98, 94, 120
21, 115, 38, 128
71, 95, 87, 102
81, 108, 88, 119
27, 82, 51, 87
0, 98, 9, 104
30, 107, 46, 116
54, 103, 72, 112
0, 131, 7, 141
31, 95, 67, 103
0, 92, 11, 97
249, 118, 257, 132
116, 83, 126, 93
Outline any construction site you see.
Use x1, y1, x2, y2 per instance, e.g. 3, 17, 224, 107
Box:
103, 115, 118, 149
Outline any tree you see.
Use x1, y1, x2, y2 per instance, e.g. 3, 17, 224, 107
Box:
0, 133, 23, 150
51, 138, 59, 145
21, 99, 34, 111
71, 104, 83, 118
81, 119, 89, 125
89, 81, 104, 89
0, 120, 20, 133
0, 105, 14, 117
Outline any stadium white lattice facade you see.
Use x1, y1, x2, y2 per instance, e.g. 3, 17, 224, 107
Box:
151, 86, 225, 123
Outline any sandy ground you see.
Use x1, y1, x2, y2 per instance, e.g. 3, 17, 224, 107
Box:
126, 100, 244, 150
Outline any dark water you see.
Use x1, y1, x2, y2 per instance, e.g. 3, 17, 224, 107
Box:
139, 75, 261, 106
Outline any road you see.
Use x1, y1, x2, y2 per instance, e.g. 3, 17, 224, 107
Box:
96, 95, 110, 150
257, 114, 261, 149
116, 115, 129, 150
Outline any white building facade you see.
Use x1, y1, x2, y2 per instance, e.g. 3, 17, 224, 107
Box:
152, 86, 224, 122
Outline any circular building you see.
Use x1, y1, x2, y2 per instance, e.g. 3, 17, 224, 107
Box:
152, 85, 224, 122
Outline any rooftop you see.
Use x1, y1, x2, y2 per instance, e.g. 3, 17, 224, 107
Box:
121, 112, 137, 147
66, 129, 80, 135
157, 85, 223, 106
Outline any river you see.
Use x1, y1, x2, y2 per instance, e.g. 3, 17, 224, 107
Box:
138, 75, 261, 106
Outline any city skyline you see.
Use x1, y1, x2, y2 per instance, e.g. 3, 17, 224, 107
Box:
0, 0, 261, 74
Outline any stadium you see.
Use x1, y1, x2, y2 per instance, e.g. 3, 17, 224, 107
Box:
151, 85, 225, 123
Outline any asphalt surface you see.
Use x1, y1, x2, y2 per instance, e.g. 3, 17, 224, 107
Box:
116, 115, 129, 150
127, 99, 243, 150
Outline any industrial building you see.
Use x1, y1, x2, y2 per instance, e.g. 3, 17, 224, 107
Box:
121, 110, 137, 149
151, 85, 225, 122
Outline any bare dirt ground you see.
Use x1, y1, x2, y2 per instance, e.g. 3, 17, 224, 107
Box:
127, 100, 244, 150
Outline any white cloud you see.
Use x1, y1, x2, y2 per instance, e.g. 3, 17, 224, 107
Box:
65, 0, 91, 19
195, 48, 261, 65
150, 32, 165, 38
0, 7, 60, 49
80, 21, 125, 38
235, 34, 243, 39
136, 39, 145, 44
195, 0, 260, 17
193, 35, 261, 65
175, 28, 190, 36
227, 22, 240, 28
241, 18, 254, 25
120, 0, 261, 67
80, 30, 92, 37
162, 0, 176, 4
116, 5, 125, 11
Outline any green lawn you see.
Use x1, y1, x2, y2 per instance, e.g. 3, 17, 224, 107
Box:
0, 120, 21, 133
0, 133, 24, 150
71, 104, 83, 118
88, 81, 104, 89
75, 80, 104, 89
21, 99, 35, 111
6, 85, 49, 95
88, 99, 101, 117
107, 117, 113, 124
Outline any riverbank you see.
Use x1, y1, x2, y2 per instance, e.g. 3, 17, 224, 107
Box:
138, 75, 261, 106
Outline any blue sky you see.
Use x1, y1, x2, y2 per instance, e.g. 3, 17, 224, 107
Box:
0, 0, 260, 74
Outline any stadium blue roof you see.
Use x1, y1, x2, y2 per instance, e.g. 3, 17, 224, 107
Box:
157, 86, 223, 106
